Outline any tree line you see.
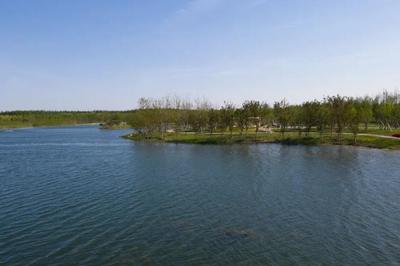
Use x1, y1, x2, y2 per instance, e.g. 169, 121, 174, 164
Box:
129, 91, 400, 142
0, 111, 134, 128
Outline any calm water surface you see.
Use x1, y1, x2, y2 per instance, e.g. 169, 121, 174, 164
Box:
1, 126, 400, 265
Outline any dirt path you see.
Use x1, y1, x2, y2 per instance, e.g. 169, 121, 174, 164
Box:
343, 133, 400, 140
358, 133, 400, 140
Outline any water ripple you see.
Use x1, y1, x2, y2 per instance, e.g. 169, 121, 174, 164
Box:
1, 128, 400, 265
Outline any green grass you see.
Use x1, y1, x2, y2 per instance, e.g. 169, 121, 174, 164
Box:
346, 136, 400, 149
124, 131, 400, 150
280, 123, 400, 137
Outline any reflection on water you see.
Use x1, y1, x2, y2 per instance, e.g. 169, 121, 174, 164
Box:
1, 126, 400, 265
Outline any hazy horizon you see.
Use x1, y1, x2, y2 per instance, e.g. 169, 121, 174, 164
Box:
1, 0, 400, 111
1, 89, 399, 113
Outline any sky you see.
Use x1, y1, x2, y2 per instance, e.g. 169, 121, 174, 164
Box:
1, 0, 400, 110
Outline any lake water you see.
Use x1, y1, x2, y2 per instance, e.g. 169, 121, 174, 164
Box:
1, 126, 400, 265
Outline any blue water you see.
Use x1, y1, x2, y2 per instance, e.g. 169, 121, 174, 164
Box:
1, 126, 400, 265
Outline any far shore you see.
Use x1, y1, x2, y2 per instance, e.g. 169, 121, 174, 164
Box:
0, 123, 101, 130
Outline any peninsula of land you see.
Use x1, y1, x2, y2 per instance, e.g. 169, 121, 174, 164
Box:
124, 92, 400, 150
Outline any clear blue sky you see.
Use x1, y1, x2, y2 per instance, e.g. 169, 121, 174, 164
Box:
1, 0, 400, 110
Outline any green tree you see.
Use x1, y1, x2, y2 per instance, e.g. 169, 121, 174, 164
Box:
301, 101, 320, 135
348, 102, 361, 143
316, 102, 329, 136
234, 108, 247, 136
274, 99, 290, 136
326, 95, 350, 141
243, 101, 262, 139
357, 96, 373, 131
207, 109, 219, 134
220, 102, 235, 136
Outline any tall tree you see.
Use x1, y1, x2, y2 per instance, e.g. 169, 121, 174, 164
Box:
301, 101, 320, 135
274, 99, 290, 136
243, 101, 261, 139
357, 96, 373, 131
326, 95, 350, 141
220, 102, 235, 136
234, 108, 247, 136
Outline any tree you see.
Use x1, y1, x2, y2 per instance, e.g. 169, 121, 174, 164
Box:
240, 102, 252, 135
316, 103, 329, 136
348, 101, 361, 143
234, 108, 247, 136
259, 103, 273, 128
243, 101, 261, 139
220, 102, 235, 136
301, 101, 320, 135
289, 105, 303, 136
274, 99, 290, 136
357, 96, 373, 131
207, 109, 219, 134
326, 95, 350, 142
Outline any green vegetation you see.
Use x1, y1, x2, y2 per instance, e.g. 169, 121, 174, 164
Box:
125, 91, 400, 149
2, 91, 400, 150
0, 111, 134, 129
124, 131, 400, 149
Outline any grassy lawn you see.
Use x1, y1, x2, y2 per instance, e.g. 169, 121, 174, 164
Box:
279, 125, 400, 137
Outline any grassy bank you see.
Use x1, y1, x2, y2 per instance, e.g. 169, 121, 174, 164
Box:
124, 131, 400, 150
0, 121, 97, 129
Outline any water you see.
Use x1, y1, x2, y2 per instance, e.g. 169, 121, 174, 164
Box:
1, 126, 400, 265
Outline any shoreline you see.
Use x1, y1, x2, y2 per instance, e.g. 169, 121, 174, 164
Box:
2, 125, 399, 150
123, 132, 400, 150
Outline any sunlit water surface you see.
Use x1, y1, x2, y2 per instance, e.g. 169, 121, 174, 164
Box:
1, 126, 400, 265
